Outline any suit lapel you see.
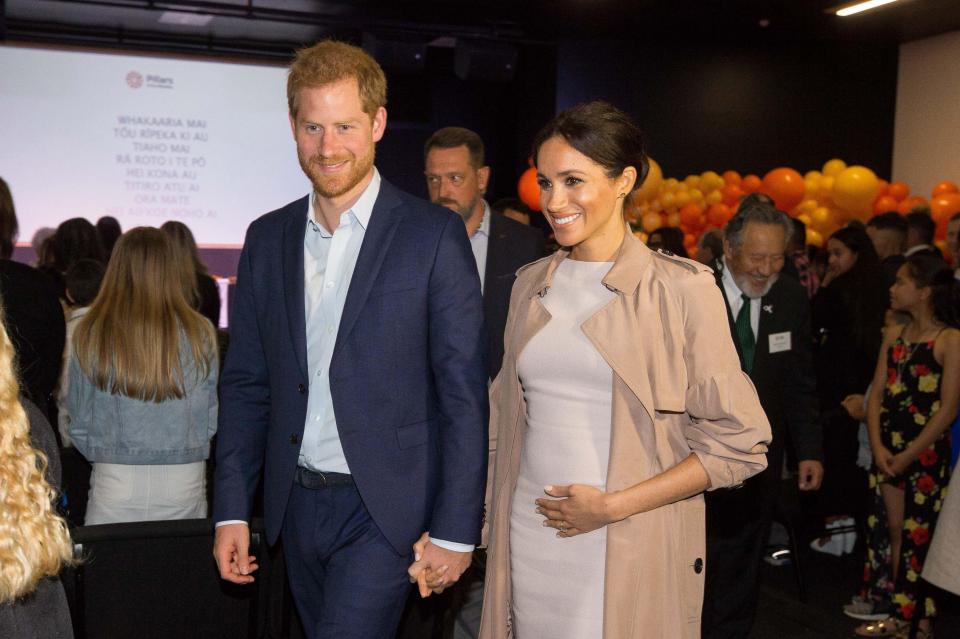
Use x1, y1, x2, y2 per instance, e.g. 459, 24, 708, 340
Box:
755, 279, 782, 374
713, 259, 745, 367
483, 213, 507, 316
282, 196, 310, 378
334, 180, 403, 353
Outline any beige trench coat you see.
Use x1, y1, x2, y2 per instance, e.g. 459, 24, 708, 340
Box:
479, 231, 772, 639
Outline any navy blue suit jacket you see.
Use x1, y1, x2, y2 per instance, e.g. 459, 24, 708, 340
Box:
213, 178, 489, 553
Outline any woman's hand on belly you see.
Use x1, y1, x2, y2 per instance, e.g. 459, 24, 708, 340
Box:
535, 484, 619, 538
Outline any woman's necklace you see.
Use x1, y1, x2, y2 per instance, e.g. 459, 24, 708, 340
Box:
895, 321, 940, 381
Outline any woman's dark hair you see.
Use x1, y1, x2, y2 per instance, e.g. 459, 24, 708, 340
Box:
824, 225, 886, 358
647, 227, 688, 258
53, 218, 105, 273
829, 225, 880, 274
0, 177, 17, 260
904, 254, 960, 328
96, 216, 122, 257
532, 101, 649, 192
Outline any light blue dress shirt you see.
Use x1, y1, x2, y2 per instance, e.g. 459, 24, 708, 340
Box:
469, 201, 490, 291
298, 171, 380, 474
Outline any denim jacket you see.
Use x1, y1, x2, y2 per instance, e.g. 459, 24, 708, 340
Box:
66, 341, 218, 465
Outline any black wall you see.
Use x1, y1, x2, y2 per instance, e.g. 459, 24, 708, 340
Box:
555, 38, 899, 180
375, 42, 557, 204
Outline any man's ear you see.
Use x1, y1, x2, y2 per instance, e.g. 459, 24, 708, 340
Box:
478, 166, 491, 194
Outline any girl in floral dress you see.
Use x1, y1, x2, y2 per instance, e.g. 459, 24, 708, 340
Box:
851, 254, 960, 638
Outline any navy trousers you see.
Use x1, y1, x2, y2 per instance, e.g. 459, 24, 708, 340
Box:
282, 480, 413, 639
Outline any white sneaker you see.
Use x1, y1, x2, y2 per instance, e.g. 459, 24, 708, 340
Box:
842, 596, 890, 621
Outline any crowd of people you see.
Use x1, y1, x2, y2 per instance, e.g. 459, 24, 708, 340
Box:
0, 38, 958, 639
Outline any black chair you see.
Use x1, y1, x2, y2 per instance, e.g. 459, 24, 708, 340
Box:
64, 518, 270, 639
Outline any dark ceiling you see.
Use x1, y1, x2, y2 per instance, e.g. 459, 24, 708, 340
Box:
3, 0, 960, 61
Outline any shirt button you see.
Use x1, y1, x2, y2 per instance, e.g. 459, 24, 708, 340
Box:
693, 558, 704, 574
290, 434, 300, 444
325, 281, 334, 289
297, 383, 306, 393
327, 326, 334, 334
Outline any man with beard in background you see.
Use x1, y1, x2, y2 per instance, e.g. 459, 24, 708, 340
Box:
701, 197, 824, 638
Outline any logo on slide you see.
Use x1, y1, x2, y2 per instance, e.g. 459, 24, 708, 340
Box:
126, 71, 144, 89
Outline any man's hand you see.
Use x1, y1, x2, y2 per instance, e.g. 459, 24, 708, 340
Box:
407, 537, 471, 597
213, 523, 258, 584
797, 460, 824, 491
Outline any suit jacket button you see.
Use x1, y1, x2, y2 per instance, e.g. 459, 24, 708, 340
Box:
290, 434, 300, 444
694, 558, 703, 574
297, 383, 305, 393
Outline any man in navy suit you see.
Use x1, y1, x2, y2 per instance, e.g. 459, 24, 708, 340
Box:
212, 41, 488, 639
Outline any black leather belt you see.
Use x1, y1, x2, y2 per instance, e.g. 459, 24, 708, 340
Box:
294, 467, 354, 489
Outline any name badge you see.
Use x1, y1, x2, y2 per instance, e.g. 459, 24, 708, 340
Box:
769, 331, 792, 354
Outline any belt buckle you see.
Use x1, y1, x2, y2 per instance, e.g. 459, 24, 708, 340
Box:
317, 471, 329, 488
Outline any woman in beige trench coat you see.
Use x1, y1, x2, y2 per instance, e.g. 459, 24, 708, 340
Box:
476, 102, 772, 639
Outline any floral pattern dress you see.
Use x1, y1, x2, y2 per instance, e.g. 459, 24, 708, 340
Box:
861, 335, 952, 621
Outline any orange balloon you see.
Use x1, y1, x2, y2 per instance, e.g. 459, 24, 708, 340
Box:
684, 233, 697, 249
706, 203, 732, 228
896, 196, 926, 215
667, 212, 681, 227
741, 175, 762, 194
888, 181, 910, 201
876, 179, 889, 198
930, 193, 960, 222
932, 181, 959, 198
873, 195, 899, 215
679, 202, 704, 229
720, 185, 744, 207
722, 171, 742, 187
517, 167, 541, 212
760, 167, 806, 213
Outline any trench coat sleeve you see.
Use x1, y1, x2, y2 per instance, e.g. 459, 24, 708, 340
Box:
678, 271, 771, 489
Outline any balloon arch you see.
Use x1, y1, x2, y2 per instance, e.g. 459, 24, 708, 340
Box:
516, 160, 960, 253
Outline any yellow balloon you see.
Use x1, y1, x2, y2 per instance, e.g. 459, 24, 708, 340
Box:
705, 190, 722, 205
812, 206, 831, 230
701, 171, 723, 191
822, 159, 847, 177
833, 165, 880, 214
689, 188, 704, 202
804, 170, 823, 181
634, 158, 663, 202
797, 213, 812, 226
684, 175, 701, 190
805, 179, 820, 199
660, 192, 676, 209
799, 199, 818, 214
806, 229, 824, 247
664, 178, 680, 191
674, 191, 691, 207
641, 211, 663, 233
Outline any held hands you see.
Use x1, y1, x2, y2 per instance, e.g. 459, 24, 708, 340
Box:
535, 484, 619, 538
213, 523, 259, 584
407, 533, 472, 598
874, 444, 911, 478
797, 460, 824, 491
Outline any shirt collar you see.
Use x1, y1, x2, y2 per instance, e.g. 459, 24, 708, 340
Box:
721, 256, 748, 300
473, 200, 491, 238
306, 167, 381, 235
904, 244, 932, 256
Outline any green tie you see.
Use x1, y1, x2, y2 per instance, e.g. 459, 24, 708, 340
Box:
735, 293, 755, 374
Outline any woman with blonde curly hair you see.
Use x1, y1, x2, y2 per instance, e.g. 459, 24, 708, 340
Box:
67, 226, 218, 525
0, 298, 74, 637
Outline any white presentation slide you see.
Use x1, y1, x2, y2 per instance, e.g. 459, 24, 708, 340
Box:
0, 45, 309, 247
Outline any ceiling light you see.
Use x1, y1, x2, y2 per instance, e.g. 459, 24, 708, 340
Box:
159, 11, 214, 27
835, 0, 900, 17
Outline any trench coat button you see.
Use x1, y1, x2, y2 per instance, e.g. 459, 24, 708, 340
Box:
693, 558, 703, 574
290, 434, 300, 445
297, 383, 306, 393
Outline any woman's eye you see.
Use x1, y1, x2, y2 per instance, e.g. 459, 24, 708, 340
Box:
564, 176, 582, 187
537, 179, 551, 190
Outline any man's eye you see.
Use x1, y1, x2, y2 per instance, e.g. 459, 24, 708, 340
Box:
426, 176, 440, 185
450, 175, 464, 186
